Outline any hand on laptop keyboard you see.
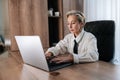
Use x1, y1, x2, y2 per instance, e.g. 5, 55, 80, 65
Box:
47, 56, 59, 66
45, 52, 54, 60
48, 54, 73, 64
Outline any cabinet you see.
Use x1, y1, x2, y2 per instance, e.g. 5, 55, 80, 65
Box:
47, 0, 63, 46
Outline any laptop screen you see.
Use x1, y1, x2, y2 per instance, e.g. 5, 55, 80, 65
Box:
15, 36, 49, 71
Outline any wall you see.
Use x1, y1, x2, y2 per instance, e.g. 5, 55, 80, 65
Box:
0, 0, 9, 46
0, 0, 6, 37
9, 0, 49, 51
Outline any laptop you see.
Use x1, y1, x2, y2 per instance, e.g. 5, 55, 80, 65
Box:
15, 36, 72, 71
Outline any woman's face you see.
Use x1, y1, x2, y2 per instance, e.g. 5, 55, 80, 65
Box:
67, 15, 83, 37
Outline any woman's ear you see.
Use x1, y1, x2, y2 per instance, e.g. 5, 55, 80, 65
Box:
80, 22, 85, 28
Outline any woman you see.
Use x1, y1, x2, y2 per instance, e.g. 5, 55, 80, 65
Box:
45, 10, 99, 64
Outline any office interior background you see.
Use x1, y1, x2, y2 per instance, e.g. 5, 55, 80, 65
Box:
0, 0, 120, 65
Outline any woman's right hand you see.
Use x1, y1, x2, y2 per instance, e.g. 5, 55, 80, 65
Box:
45, 52, 53, 60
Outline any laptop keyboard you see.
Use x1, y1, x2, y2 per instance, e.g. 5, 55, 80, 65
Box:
47, 57, 60, 66
47, 57, 72, 70
48, 60, 70, 66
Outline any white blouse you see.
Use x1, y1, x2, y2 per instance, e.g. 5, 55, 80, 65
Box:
47, 29, 99, 63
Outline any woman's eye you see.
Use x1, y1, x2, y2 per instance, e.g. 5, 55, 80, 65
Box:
67, 23, 70, 25
72, 22, 75, 24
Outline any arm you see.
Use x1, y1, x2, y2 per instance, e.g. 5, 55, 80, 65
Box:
46, 35, 69, 56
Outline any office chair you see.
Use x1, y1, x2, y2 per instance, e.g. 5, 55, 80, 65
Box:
0, 35, 5, 53
84, 20, 115, 62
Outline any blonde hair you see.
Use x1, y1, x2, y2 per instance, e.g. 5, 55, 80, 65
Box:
66, 10, 85, 23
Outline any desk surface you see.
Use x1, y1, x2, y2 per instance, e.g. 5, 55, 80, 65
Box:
0, 56, 120, 80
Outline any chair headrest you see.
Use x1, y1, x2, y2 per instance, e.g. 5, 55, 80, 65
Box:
84, 20, 115, 35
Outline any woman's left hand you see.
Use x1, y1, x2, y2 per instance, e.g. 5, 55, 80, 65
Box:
50, 54, 73, 63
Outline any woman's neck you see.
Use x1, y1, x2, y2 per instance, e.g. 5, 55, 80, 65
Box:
74, 29, 82, 37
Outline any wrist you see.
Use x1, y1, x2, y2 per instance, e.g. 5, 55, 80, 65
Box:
49, 52, 54, 56
68, 54, 73, 62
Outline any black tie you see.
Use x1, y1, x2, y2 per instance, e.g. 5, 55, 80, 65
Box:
73, 40, 78, 54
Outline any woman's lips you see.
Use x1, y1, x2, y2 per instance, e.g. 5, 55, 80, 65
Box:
70, 29, 74, 31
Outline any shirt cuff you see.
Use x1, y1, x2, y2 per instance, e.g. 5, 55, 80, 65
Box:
47, 48, 58, 56
72, 54, 79, 63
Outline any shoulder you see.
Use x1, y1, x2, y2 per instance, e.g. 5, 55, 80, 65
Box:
84, 31, 96, 39
60, 33, 73, 43
64, 33, 73, 39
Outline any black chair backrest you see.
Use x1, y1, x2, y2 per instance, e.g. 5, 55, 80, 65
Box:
0, 35, 4, 43
84, 20, 115, 62
0, 35, 4, 53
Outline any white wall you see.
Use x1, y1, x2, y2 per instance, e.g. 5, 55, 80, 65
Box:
0, 0, 5, 36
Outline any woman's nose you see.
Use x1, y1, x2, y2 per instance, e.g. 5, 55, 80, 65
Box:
69, 24, 72, 28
